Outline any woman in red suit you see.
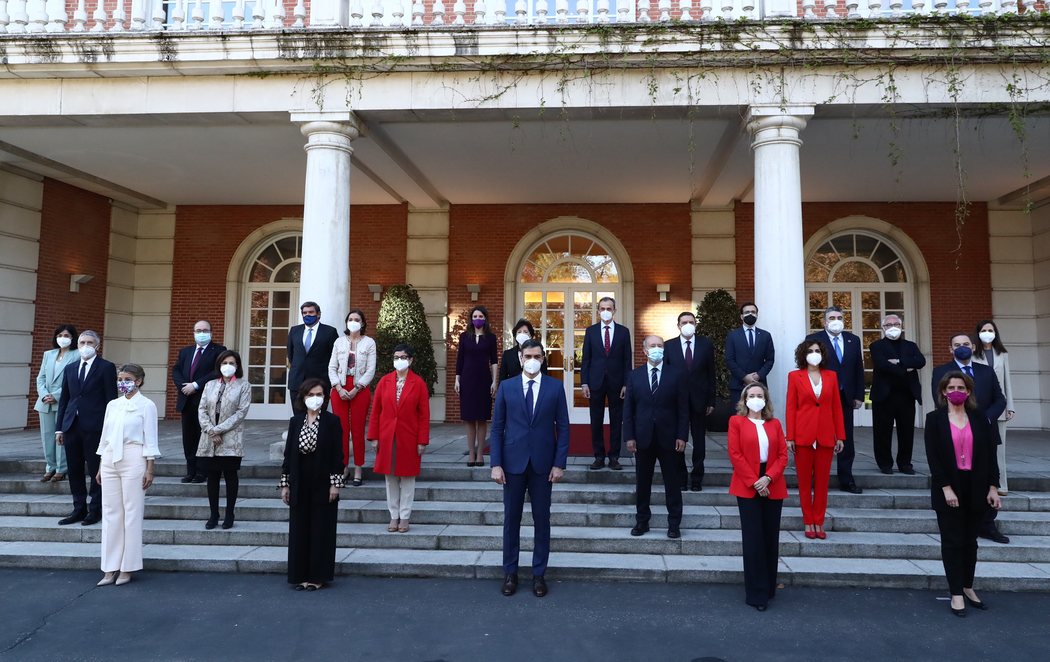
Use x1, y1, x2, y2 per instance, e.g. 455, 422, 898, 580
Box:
728, 383, 789, 612
367, 343, 430, 533
786, 340, 845, 540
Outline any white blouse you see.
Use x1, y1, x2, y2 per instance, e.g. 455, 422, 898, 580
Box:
748, 417, 769, 462
97, 392, 161, 462
810, 375, 823, 399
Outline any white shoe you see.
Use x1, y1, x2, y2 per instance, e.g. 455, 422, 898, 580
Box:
97, 572, 117, 586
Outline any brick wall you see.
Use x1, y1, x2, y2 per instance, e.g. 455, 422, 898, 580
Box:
446, 203, 692, 420
27, 179, 112, 427
165, 204, 406, 417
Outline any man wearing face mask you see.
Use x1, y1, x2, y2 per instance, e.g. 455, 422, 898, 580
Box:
55, 331, 118, 526
580, 297, 633, 471
287, 301, 339, 410
172, 320, 226, 483
869, 314, 926, 476
725, 303, 775, 407
663, 312, 716, 492
932, 333, 1009, 544
806, 306, 866, 494
623, 336, 689, 539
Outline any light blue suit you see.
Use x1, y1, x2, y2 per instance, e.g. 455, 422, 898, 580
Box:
34, 348, 78, 473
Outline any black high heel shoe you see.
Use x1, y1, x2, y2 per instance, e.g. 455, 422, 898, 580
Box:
205, 514, 219, 530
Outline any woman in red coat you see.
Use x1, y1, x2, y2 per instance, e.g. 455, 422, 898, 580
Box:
729, 383, 789, 611
367, 343, 430, 533
786, 340, 845, 540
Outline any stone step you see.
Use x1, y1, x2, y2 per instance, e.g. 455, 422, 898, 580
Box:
0, 541, 1046, 591
4, 493, 1049, 535
3, 515, 1048, 563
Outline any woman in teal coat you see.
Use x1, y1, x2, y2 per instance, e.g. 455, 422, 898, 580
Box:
34, 324, 80, 482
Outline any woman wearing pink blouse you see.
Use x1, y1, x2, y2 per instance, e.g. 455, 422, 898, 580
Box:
924, 371, 1002, 618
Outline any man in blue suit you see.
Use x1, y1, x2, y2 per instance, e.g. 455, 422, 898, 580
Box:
931, 332, 1009, 544
624, 335, 689, 539
724, 302, 775, 406
806, 305, 866, 494
580, 297, 632, 471
490, 339, 570, 598
55, 330, 117, 526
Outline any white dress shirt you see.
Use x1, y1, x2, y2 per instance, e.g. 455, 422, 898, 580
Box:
602, 323, 615, 344
521, 372, 541, 413
748, 417, 770, 462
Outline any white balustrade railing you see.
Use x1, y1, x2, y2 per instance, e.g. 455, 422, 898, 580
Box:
0, 0, 1027, 34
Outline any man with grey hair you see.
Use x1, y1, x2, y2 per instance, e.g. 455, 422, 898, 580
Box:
55, 330, 117, 526
172, 320, 225, 483
868, 314, 926, 475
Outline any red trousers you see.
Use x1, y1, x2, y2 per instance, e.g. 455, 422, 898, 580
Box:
795, 445, 834, 526
330, 377, 372, 468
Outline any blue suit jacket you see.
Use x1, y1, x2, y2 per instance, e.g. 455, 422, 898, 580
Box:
724, 327, 775, 393
490, 374, 570, 475
622, 363, 689, 450
930, 360, 1007, 443
56, 357, 118, 434
806, 330, 866, 402
580, 322, 632, 391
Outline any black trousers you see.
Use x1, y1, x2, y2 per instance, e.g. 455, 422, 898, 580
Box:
635, 443, 683, 529
181, 393, 203, 477
676, 406, 708, 488
63, 419, 102, 517
872, 390, 916, 471
934, 476, 983, 595
836, 390, 856, 485
589, 382, 624, 460
737, 494, 783, 607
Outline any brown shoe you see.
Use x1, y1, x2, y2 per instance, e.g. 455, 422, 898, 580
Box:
387, 519, 399, 533
398, 520, 410, 533
40, 471, 55, 482
51, 473, 66, 482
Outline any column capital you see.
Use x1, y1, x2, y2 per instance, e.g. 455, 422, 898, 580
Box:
745, 105, 815, 149
292, 112, 361, 152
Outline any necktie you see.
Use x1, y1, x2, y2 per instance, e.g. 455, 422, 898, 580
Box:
189, 346, 203, 380
964, 365, 974, 378
304, 327, 314, 353
526, 379, 535, 423
604, 325, 611, 355
834, 335, 843, 362
78, 361, 87, 385
685, 340, 693, 369
651, 367, 659, 392
747, 328, 754, 350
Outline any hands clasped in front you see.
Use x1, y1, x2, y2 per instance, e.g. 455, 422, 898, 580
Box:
491, 466, 564, 485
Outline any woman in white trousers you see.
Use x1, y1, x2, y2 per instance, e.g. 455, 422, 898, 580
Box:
95, 363, 160, 586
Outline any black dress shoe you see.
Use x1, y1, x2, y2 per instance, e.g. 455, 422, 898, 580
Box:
980, 529, 1010, 544
964, 594, 987, 610
81, 513, 101, 526
608, 459, 623, 471
589, 459, 605, 470
899, 466, 916, 475
191, 474, 207, 483
222, 514, 235, 530
532, 576, 548, 598
205, 514, 219, 530
667, 528, 681, 539
840, 483, 863, 494
950, 605, 967, 618
58, 511, 86, 526
690, 484, 702, 492
501, 574, 518, 596
180, 475, 194, 484
630, 525, 649, 536
753, 604, 768, 612
878, 467, 893, 475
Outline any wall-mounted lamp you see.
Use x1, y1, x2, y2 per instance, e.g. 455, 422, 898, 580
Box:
368, 284, 383, 302
69, 274, 94, 293
656, 284, 670, 303
466, 284, 481, 302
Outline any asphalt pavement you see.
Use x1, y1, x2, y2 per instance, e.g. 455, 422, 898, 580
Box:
0, 569, 1047, 661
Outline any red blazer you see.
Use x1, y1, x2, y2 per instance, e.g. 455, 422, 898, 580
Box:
786, 369, 845, 447
728, 415, 789, 500
367, 370, 430, 477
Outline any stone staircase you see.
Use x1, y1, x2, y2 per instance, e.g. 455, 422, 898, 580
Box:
1, 457, 1049, 590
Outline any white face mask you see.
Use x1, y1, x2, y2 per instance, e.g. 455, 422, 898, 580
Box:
885, 327, 902, 340
806, 352, 822, 367
978, 331, 996, 344
522, 358, 543, 375
393, 358, 410, 372
78, 345, 97, 360
220, 364, 237, 378
57, 337, 72, 348
347, 321, 362, 334
746, 397, 766, 413
515, 332, 531, 347
304, 395, 324, 411
680, 323, 696, 338
827, 320, 844, 334
599, 310, 613, 323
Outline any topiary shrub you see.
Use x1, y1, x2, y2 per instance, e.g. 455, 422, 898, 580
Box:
374, 284, 438, 395
696, 288, 740, 431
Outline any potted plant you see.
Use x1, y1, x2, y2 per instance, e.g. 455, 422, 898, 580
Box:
696, 288, 739, 432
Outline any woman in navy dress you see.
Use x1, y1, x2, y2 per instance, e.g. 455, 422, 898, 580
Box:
455, 305, 498, 467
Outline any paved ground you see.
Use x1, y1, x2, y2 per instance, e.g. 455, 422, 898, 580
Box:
0, 569, 1047, 662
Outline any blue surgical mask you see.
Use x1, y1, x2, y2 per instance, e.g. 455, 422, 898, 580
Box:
194, 332, 211, 345
302, 315, 318, 326
647, 347, 664, 363
953, 346, 973, 362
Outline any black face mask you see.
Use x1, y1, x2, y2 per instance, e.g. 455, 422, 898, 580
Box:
742, 314, 757, 326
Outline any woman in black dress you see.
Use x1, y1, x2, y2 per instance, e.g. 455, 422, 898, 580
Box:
455, 305, 498, 467
280, 378, 344, 590
498, 318, 548, 382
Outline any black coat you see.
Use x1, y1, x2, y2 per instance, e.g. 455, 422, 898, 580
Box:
806, 331, 866, 402
286, 323, 340, 393
930, 361, 1007, 443
924, 409, 999, 512
724, 327, 775, 393
662, 334, 716, 411
172, 342, 227, 412
282, 411, 344, 506
622, 363, 689, 451
56, 357, 118, 433
498, 347, 549, 382
580, 322, 632, 391
869, 337, 925, 404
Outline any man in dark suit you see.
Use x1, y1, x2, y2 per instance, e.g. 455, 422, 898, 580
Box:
806, 305, 866, 494
287, 301, 339, 408
171, 320, 226, 483
869, 314, 926, 476
580, 296, 632, 471
931, 332, 1009, 544
490, 340, 570, 598
55, 330, 117, 526
724, 302, 775, 406
624, 335, 689, 539
663, 311, 715, 492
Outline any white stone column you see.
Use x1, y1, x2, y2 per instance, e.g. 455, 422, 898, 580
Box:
406, 208, 450, 422
746, 104, 814, 420
292, 113, 359, 322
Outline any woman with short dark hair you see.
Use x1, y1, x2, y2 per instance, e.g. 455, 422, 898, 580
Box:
196, 350, 251, 530
34, 324, 79, 482
499, 318, 548, 381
